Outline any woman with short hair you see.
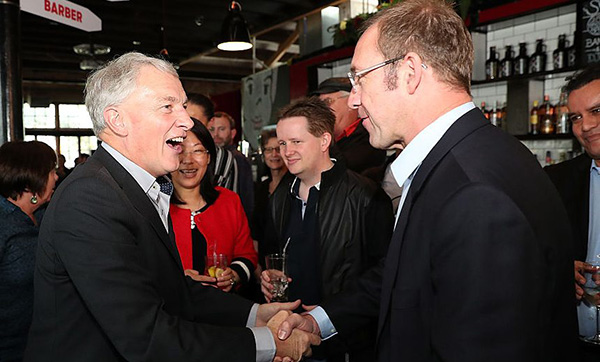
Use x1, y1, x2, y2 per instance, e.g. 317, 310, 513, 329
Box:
0, 141, 58, 361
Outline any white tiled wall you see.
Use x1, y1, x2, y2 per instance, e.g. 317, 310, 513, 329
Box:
520, 139, 580, 166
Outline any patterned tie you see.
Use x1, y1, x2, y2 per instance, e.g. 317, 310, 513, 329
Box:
155, 176, 173, 196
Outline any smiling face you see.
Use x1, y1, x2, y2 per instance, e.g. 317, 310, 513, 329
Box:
277, 116, 330, 183
569, 79, 600, 164
116, 65, 192, 177
171, 131, 210, 191
347, 26, 407, 149
263, 136, 285, 171
208, 115, 236, 147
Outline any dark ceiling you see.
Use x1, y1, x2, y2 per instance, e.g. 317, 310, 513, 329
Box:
21, 0, 339, 84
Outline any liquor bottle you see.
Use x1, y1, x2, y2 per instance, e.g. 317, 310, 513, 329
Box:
485, 46, 499, 80
567, 41, 577, 68
529, 39, 547, 73
500, 45, 514, 78
530, 100, 540, 135
490, 102, 499, 127
514, 42, 529, 76
539, 95, 555, 135
556, 92, 570, 134
480, 101, 490, 119
553, 34, 568, 70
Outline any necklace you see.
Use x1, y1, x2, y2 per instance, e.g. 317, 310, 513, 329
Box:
190, 209, 202, 229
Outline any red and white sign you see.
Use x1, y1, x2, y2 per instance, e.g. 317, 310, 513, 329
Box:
21, 0, 102, 32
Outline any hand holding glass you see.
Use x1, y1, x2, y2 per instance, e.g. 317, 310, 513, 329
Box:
583, 262, 600, 344
265, 254, 289, 302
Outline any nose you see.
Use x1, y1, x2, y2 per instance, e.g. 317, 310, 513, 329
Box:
178, 108, 193, 131
348, 87, 361, 110
581, 115, 599, 132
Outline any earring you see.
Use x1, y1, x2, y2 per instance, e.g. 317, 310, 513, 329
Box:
30, 195, 38, 204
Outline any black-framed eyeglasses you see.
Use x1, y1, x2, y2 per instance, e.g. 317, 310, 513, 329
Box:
347, 56, 427, 89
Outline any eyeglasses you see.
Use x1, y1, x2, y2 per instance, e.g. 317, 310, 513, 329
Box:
347, 56, 427, 89
181, 149, 210, 158
263, 146, 280, 154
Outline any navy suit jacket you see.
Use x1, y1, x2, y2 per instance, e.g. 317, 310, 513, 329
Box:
322, 108, 578, 362
25, 146, 256, 361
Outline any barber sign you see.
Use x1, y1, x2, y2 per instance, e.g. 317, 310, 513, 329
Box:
21, 0, 102, 32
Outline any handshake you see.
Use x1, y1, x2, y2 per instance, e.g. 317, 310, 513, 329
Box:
258, 301, 323, 362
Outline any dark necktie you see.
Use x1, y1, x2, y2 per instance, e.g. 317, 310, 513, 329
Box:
156, 176, 173, 196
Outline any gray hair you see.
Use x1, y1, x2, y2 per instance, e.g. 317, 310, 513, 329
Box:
84, 52, 179, 135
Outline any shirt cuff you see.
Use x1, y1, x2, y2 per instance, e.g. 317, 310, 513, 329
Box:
250, 326, 276, 362
308, 306, 337, 340
246, 303, 259, 327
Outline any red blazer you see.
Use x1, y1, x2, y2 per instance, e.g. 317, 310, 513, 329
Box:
170, 187, 258, 275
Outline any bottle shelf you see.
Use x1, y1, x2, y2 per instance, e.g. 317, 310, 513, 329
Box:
472, 66, 578, 86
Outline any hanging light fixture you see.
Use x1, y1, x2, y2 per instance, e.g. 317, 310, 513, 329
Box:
217, 1, 252, 51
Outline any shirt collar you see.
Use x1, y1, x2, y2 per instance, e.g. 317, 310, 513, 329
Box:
290, 177, 321, 201
335, 118, 362, 142
100, 142, 156, 194
591, 159, 600, 175
390, 102, 476, 187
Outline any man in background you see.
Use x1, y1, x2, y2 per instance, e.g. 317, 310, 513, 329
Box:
262, 97, 393, 361
545, 63, 600, 361
186, 93, 238, 196
312, 77, 386, 174
208, 111, 254, 221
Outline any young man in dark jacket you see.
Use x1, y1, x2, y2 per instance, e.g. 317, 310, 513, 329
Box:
261, 97, 394, 362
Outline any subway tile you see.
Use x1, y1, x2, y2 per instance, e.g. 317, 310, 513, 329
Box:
513, 22, 535, 36
491, 27, 514, 41
534, 17, 558, 31
558, 12, 576, 25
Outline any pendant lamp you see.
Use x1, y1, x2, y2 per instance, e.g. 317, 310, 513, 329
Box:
217, 1, 252, 51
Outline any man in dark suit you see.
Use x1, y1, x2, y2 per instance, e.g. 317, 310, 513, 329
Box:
277, 1, 577, 361
545, 63, 600, 360
24, 52, 318, 362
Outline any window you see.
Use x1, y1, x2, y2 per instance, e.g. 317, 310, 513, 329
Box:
23, 103, 97, 168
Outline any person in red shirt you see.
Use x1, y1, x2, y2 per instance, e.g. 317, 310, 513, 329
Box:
170, 118, 257, 293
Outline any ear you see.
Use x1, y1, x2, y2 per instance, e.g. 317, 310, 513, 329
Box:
321, 132, 332, 152
231, 128, 237, 139
403, 52, 425, 95
104, 107, 128, 137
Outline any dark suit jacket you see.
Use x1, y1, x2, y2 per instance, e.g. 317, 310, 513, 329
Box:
545, 153, 592, 261
25, 146, 257, 361
322, 108, 578, 362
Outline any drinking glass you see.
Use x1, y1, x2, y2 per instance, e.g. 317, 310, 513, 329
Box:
265, 254, 288, 302
205, 253, 228, 278
583, 261, 600, 344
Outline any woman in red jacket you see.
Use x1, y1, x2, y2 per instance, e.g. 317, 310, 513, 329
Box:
170, 118, 257, 292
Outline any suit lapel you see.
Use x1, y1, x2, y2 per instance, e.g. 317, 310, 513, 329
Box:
376, 109, 488, 340
94, 147, 183, 270
575, 154, 592, 256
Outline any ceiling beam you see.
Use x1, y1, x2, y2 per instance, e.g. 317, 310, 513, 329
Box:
266, 26, 300, 67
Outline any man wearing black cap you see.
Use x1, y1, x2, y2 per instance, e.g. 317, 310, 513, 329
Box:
312, 77, 387, 174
